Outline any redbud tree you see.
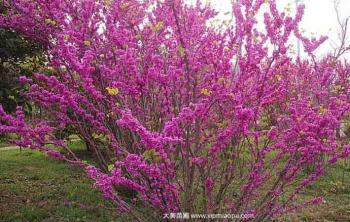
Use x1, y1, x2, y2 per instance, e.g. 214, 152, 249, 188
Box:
1, 0, 350, 221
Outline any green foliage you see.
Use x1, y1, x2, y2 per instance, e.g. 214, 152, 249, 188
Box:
107, 164, 114, 171
288, 161, 350, 221
0, 29, 42, 60
0, 28, 45, 115
0, 26, 49, 141
142, 149, 162, 164
0, 149, 129, 221
18, 205, 49, 221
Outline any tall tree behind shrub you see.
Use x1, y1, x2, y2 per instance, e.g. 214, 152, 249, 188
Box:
0, 21, 44, 113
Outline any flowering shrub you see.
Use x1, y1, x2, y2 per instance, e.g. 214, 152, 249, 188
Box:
1, 0, 350, 221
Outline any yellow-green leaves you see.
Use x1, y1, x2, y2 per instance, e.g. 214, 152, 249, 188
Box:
106, 87, 119, 96
142, 149, 162, 164
332, 84, 344, 93
104, 0, 112, 7
108, 164, 114, 171
319, 105, 327, 115
284, 3, 292, 13
177, 45, 186, 57
201, 88, 212, 96
275, 74, 283, 81
151, 21, 164, 33
45, 18, 57, 26
84, 40, 91, 47
216, 120, 228, 128
120, 2, 130, 9
92, 133, 109, 143
218, 77, 226, 84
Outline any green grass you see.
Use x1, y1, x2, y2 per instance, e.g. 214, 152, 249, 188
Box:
0, 142, 9, 148
0, 149, 130, 222
0, 145, 349, 222
288, 161, 350, 221
61, 140, 96, 164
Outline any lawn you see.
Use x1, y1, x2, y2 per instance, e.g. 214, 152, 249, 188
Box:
0, 145, 349, 221
0, 148, 129, 222
290, 161, 350, 222
0, 142, 9, 148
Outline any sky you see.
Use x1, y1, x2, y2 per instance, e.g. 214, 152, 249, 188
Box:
193, 0, 350, 58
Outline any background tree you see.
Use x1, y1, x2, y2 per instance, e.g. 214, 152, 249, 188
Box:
0, 3, 44, 141
0, 2, 44, 113
0, 28, 44, 111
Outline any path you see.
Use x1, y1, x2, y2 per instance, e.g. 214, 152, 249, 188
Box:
0, 139, 81, 151
0, 146, 20, 151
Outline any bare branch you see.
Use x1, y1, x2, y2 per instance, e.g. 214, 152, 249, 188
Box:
333, 0, 350, 59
